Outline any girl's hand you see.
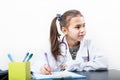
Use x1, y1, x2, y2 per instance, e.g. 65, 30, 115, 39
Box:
41, 64, 53, 75
60, 63, 67, 71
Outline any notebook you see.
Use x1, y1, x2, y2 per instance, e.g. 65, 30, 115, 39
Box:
33, 71, 86, 80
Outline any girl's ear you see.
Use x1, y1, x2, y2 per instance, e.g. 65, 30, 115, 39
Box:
61, 27, 68, 35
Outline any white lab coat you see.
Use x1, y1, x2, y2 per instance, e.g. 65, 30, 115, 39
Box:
31, 37, 108, 74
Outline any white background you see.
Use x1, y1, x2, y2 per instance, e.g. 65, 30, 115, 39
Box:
0, 0, 120, 70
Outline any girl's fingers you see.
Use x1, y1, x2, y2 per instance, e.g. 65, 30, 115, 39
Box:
41, 64, 53, 75
60, 63, 67, 69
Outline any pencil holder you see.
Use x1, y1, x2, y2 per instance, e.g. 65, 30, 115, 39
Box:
8, 62, 30, 80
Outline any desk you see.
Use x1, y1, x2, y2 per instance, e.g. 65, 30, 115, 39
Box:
74, 69, 120, 80
33, 69, 120, 80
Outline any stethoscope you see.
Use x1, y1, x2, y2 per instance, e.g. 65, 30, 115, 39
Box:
59, 37, 67, 56
56, 37, 90, 71
59, 36, 90, 61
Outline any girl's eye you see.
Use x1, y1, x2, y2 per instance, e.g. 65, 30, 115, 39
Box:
75, 26, 80, 29
75, 25, 81, 29
75, 24, 85, 29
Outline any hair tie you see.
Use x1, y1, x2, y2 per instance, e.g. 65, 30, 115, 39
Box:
56, 14, 62, 21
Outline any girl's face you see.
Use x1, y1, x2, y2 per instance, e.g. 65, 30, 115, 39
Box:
62, 15, 86, 42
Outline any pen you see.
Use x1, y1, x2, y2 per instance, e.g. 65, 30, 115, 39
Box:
7, 53, 14, 62
44, 52, 52, 74
22, 52, 29, 62
26, 53, 33, 62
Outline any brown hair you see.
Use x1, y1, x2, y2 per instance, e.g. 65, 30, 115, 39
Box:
50, 9, 83, 60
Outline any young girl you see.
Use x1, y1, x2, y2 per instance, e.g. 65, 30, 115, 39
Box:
32, 9, 108, 75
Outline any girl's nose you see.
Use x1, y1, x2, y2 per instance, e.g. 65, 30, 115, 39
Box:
80, 27, 85, 33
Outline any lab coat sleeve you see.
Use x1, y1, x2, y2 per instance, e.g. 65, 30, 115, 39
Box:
65, 59, 83, 71
31, 52, 46, 74
80, 40, 108, 71
31, 50, 58, 73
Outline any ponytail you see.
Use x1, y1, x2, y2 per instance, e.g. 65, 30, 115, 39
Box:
50, 17, 60, 60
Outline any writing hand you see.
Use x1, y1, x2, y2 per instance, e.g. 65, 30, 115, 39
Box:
41, 64, 53, 75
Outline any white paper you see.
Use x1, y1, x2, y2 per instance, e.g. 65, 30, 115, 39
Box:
33, 71, 86, 79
